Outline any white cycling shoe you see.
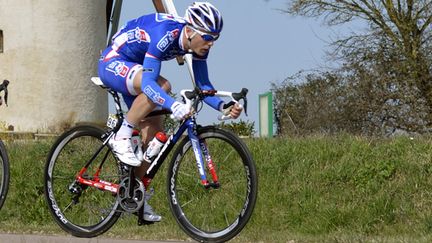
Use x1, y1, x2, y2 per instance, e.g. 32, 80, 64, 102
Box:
108, 136, 142, 167
136, 188, 162, 225
143, 188, 162, 222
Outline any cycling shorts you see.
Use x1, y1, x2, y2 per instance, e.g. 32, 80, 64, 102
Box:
98, 48, 142, 108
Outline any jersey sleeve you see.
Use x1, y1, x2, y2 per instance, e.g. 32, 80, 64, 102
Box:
141, 53, 175, 110
193, 57, 224, 111
140, 20, 179, 110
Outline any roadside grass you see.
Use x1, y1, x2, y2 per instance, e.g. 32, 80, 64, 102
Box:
1, 135, 432, 241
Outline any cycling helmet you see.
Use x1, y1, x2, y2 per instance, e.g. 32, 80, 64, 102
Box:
184, 2, 223, 34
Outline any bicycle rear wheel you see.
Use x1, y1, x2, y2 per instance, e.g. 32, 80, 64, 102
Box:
167, 126, 258, 242
44, 125, 122, 237
0, 140, 10, 210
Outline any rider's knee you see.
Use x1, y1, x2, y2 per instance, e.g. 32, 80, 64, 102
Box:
158, 77, 171, 93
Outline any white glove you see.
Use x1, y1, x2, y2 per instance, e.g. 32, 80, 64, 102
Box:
171, 101, 191, 120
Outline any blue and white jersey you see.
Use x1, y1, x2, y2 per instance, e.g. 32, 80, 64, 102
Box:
99, 13, 223, 111
111, 13, 188, 62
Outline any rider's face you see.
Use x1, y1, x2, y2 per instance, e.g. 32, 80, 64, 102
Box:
192, 35, 214, 56
185, 27, 216, 56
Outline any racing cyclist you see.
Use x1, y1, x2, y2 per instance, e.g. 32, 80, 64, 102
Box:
98, 2, 243, 224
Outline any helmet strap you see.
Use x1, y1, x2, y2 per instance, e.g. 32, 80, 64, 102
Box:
185, 26, 197, 52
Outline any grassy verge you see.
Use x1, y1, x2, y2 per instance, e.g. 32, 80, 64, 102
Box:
1, 135, 432, 242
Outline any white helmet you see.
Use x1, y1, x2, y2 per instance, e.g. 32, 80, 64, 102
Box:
184, 2, 223, 34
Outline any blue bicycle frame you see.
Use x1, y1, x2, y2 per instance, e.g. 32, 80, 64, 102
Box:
145, 115, 219, 189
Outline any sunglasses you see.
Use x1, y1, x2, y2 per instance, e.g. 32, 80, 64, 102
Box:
191, 27, 219, 42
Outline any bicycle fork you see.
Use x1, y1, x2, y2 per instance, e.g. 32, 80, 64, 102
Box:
187, 122, 220, 189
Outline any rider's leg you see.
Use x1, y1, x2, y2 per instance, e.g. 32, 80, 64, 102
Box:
135, 115, 165, 224
127, 73, 170, 125
133, 74, 170, 181
102, 62, 152, 167
109, 67, 169, 167
131, 73, 170, 223
134, 115, 164, 183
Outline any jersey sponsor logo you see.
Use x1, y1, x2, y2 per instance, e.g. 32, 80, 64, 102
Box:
106, 61, 129, 77
143, 85, 166, 105
126, 27, 150, 44
157, 29, 180, 52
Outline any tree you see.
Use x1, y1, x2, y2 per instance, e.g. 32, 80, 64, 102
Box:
272, 35, 431, 136
273, 0, 432, 135
287, 0, 432, 113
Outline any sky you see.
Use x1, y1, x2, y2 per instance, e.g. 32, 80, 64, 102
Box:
115, 0, 339, 134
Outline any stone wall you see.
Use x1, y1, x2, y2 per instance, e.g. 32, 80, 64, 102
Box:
0, 0, 108, 132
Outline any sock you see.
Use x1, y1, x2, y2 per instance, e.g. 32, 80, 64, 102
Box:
115, 118, 134, 140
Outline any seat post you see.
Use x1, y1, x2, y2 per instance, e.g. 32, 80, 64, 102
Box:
108, 89, 125, 132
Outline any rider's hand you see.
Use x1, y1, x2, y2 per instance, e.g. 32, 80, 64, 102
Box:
230, 103, 243, 119
171, 101, 192, 120
221, 102, 243, 119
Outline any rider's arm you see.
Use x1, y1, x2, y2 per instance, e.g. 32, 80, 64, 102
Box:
192, 57, 224, 111
141, 53, 176, 110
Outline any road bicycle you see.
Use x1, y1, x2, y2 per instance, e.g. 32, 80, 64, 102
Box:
44, 77, 258, 242
0, 80, 10, 211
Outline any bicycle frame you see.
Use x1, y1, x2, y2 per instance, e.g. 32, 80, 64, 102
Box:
73, 112, 221, 198
73, 114, 219, 195
74, 79, 248, 195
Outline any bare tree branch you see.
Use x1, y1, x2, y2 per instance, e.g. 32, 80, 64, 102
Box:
273, 0, 432, 135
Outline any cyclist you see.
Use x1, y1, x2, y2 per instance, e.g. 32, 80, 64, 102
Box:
98, 2, 243, 224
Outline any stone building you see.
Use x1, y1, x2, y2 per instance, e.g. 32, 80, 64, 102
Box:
0, 0, 108, 132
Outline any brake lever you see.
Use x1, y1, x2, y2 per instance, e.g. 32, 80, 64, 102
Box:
232, 88, 248, 116
218, 88, 248, 120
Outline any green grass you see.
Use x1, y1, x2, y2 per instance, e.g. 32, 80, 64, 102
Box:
2, 135, 432, 242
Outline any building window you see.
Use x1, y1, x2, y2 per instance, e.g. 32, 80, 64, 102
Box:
0, 30, 3, 53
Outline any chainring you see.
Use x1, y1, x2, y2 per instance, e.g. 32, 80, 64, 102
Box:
116, 177, 145, 213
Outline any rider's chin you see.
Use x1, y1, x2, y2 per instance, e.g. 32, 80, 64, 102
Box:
197, 49, 208, 56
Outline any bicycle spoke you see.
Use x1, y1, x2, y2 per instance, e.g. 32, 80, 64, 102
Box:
63, 200, 75, 212
181, 198, 194, 208
224, 212, 230, 227
220, 150, 234, 164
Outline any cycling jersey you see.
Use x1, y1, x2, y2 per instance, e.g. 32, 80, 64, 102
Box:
98, 13, 223, 111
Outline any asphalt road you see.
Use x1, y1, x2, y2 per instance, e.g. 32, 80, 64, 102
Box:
0, 234, 185, 243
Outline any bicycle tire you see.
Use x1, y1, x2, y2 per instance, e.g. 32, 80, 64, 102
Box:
0, 140, 10, 210
44, 125, 122, 238
167, 126, 258, 242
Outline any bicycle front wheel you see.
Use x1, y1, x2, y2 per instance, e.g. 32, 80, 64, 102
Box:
167, 126, 258, 242
44, 125, 122, 238
0, 140, 10, 210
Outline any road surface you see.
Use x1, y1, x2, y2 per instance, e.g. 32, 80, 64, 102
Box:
0, 234, 185, 243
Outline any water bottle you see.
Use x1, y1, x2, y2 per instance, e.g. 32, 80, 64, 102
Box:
144, 132, 168, 163
131, 130, 143, 161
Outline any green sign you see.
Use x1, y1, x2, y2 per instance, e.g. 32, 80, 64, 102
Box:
259, 92, 273, 137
